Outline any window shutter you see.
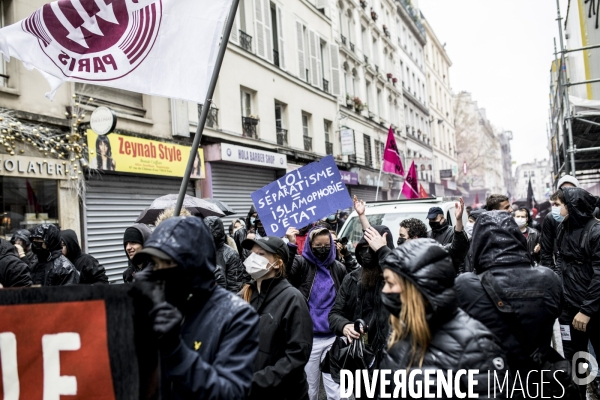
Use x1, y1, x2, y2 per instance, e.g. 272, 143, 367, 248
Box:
315, 34, 322, 89
263, 0, 273, 62
296, 21, 306, 81
229, 11, 241, 44
254, 0, 266, 58
309, 30, 320, 89
329, 43, 341, 96
276, 6, 286, 70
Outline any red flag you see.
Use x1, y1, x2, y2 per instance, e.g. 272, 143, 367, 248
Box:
419, 184, 428, 198
382, 127, 404, 176
401, 162, 419, 199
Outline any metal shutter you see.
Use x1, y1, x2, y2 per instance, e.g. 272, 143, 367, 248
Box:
210, 163, 276, 227
84, 174, 194, 283
349, 186, 379, 202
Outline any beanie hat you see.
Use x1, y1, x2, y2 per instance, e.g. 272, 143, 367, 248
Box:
557, 175, 580, 190
123, 227, 145, 245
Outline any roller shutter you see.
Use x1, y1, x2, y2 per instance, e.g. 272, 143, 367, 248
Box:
210, 163, 276, 227
84, 174, 194, 283
349, 186, 379, 202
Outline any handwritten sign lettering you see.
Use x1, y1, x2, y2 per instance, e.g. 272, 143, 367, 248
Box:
251, 156, 353, 236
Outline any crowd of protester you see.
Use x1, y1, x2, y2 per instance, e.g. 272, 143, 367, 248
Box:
1, 174, 599, 400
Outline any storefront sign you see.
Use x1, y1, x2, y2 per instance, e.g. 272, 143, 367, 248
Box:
0, 156, 70, 180
358, 168, 389, 188
90, 107, 117, 136
251, 155, 353, 236
339, 171, 358, 185
340, 129, 355, 156
87, 130, 205, 178
440, 169, 453, 179
220, 143, 287, 169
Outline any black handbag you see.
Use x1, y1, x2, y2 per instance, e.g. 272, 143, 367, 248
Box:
327, 320, 376, 384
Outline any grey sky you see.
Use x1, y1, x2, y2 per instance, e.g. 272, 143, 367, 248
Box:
419, 0, 568, 168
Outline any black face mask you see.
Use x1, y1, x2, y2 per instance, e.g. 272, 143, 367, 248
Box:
31, 241, 50, 259
397, 237, 406, 246
429, 220, 445, 231
151, 267, 190, 309
312, 246, 331, 261
357, 248, 375, 268
381, 292, 402, 317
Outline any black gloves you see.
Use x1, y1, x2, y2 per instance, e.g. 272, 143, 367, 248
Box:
150, 302, 182, 355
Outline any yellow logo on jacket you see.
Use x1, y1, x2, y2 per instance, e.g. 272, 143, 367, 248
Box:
194, 341, 202, 351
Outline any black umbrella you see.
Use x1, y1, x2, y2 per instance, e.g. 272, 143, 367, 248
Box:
135, 194, 225, 224
203, 199, 236, 216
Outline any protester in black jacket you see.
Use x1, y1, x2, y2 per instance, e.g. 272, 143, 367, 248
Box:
377, 239, 508, 399
30, 224, 79, 286
240, 236, 313, 400
426, 206, 454, 245
328, 225, 394, 370
204, 216, 250, 293
0, 239, 32, 287
132, 216, 259, 400
285, 226, 347, 400
10, 229, 37, 268
122, 223, 152, 283
553, 187, 600, 398
455, 211, 565, 397
514, 208, 541, 264
61, 229, 109, 284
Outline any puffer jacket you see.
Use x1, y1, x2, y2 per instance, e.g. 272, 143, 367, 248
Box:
122, 223, 152, 283
141, 217, 259, 400
455, 211, 562, 374
556, 187, 600, 316
248, 278, 313, 400
328, 225, 393, 356
30, 224, 79, 286
204, 216, 249, 293
427, 222, 454, 245
0, 239, 32, 287
61, 229, 109, 284
378, 239, 509, 399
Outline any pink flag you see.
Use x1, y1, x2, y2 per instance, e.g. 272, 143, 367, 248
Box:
401, 161, 419, 199
382, 127, 404, 176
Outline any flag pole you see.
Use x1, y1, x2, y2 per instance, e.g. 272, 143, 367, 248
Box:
174, 0, 240, 216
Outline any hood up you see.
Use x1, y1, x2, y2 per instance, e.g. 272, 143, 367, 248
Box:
31, 224, 62, 252
562, 187, 595, 229
141, 216, 217, 292
61, 229, 82, 262
246, 204, 257, 228
355, 225, 395, 266
10, 229, 31, 247
0, 239, 19, 258
204, 216, 227, 247
468, 211, 531, 273
381, 238, 456, 324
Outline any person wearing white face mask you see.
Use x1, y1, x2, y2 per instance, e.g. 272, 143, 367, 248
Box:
240, 236, 313, 400
514, 207, 541, 264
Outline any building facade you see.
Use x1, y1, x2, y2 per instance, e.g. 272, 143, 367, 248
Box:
513, 159, 553, 204
422, 15, 457, 196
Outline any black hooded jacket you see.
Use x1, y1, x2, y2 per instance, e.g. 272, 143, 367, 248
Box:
61, 229, 109, 285
248, 278, 313, 400
141, 217, 259, 400
329, 225, 393, 355
0, 239, 32, 287
427, 221, 454, 246
455, 211, 562, 373
556, 187, 600, 316
30, 224, 79, 286
379, 239, 508, 399
10, 229, 37, 268
123, 223, 152, 283
541, 216, 560, 274
204, 217, 250, 293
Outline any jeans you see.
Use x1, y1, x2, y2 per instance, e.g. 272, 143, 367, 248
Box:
306, 336, 343, 400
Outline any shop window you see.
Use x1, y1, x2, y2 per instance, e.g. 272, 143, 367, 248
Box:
0, 177, 58, 237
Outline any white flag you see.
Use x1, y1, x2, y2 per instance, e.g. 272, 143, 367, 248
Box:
0, 0, 233, 102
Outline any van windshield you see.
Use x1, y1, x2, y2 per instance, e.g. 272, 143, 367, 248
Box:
340, 213, 431, 253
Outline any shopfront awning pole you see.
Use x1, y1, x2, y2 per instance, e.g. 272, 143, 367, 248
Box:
174, 0, 240, 217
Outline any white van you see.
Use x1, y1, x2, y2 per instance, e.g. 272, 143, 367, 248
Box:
338, 197, 468, 254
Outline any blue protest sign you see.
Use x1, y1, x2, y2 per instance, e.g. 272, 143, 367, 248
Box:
251, 155, 353, 237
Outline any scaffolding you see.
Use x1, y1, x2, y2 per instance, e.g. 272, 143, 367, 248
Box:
548, 0, 600, 187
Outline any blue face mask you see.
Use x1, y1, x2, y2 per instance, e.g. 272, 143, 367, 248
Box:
552, 206, 565, 223
250, 217, 256, 226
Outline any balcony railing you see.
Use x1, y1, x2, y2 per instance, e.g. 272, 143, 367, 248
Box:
199, 105, 219, 128
375, 65, 379, 73
273, 50, 280, 67
242, 116, 259, 139
364, 55, 368, 64
276, 128, 288, 146
239, 30, 253, 53
323, 79, 329, 93
341, 35, 346, 45
326, 141, 333, 155
350, 42, 355, 52
303, 136, 312, 152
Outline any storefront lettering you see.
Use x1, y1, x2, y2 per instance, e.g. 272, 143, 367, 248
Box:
118, 137, 182, 162
0, 158, 67, 179
237, 149, 276, 165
